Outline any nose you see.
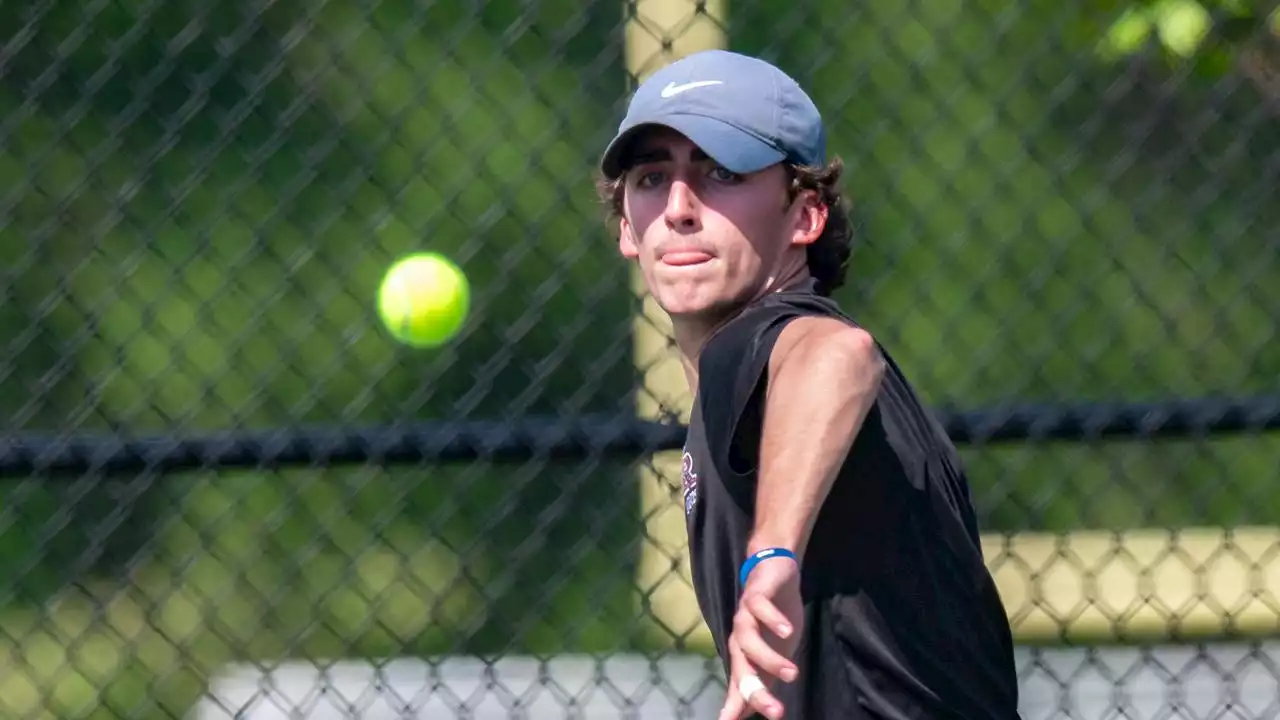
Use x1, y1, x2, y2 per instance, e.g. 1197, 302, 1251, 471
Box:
663, 180, 701, 232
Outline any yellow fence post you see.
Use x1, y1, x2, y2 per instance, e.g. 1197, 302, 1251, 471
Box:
623, 0, 726, 654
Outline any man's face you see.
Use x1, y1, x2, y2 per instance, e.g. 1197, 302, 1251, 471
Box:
617, 128, 822, 321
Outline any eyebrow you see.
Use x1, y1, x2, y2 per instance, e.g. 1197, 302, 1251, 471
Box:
627, 146, 712, 166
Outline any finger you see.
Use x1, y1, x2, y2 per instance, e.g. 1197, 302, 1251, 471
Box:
738, 631, 797, 683
716, 682, 747, 720
719, 637, 755, 720
718, 642, 750, 720
728, 635, 786, 720
741, 674, 785, 720
744, 593, 795, 639
734, 611, 797, 682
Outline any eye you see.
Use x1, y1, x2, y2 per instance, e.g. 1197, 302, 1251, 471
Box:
633, 170, 664, 188
709, 166, 743, 183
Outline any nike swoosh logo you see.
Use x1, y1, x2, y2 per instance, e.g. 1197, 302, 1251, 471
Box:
660, 80, 724, 98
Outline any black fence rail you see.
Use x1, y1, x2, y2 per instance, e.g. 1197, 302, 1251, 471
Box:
3, 394, 1278, 477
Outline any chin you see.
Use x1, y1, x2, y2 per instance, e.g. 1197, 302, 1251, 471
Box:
654, 286, 736, 320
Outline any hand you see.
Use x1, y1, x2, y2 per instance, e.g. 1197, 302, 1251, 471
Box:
718, 554, 803, 720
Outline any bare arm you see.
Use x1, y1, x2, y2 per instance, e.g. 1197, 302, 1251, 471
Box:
745, 316, 886, 561
717, 316, 886, 720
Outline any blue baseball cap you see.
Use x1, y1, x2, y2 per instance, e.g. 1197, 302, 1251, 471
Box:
599, 50, 826, 180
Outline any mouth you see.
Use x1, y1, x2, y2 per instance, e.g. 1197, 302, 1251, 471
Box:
660, 250, 715, 267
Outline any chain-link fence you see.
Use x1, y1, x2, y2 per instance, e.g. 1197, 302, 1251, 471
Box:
1, 0, 1279, 717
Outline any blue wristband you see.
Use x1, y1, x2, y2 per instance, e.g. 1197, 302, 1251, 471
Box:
739, 547, 797, 588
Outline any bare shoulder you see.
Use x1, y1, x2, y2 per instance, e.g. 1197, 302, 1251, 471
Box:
767, 315, 883, 379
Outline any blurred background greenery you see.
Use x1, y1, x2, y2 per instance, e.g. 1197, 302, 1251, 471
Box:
0, 0, 1276, 716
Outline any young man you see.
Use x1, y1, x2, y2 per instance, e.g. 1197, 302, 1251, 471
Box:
597, 50, 1022, 719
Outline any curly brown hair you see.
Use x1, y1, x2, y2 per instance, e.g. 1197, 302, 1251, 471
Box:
594, 158, 853, 296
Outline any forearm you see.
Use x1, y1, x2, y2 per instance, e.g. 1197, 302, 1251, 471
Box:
746, 322, 884, 561
747, 398, 865, 559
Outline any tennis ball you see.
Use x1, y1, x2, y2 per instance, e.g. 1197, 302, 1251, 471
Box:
377, 252, 470, 348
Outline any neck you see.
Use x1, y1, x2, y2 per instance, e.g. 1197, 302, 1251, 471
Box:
672, 313, 730, 396
671, 266, 813, 394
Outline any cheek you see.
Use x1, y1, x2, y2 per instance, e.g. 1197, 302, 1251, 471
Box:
715, 208, 787, 264
624, 192, 664, 229
627, 216, 665, 258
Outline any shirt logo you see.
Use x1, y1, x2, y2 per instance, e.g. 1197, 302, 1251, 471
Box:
681, 450, 699, 516
661, 80, 723, 98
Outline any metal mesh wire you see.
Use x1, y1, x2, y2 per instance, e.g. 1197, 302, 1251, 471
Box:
1, 0, 1278, 717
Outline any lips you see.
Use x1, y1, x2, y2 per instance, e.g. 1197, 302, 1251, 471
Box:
660, 250, 714, 266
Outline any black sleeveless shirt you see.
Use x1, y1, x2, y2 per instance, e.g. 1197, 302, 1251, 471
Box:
681, 279, 1021, 719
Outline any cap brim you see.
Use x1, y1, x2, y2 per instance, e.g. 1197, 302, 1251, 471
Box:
599, 114, 786, 180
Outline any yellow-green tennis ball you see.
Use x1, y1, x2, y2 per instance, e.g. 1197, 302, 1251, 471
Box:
377, 253, 470, 348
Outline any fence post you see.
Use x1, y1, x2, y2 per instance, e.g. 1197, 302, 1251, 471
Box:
623, 0, 726, 654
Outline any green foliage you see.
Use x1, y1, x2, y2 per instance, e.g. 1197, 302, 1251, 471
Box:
1097, 0, 1280, 69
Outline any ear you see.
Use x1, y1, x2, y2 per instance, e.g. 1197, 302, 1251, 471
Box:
618, 215, 640, 259
789, 189, 828, 247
